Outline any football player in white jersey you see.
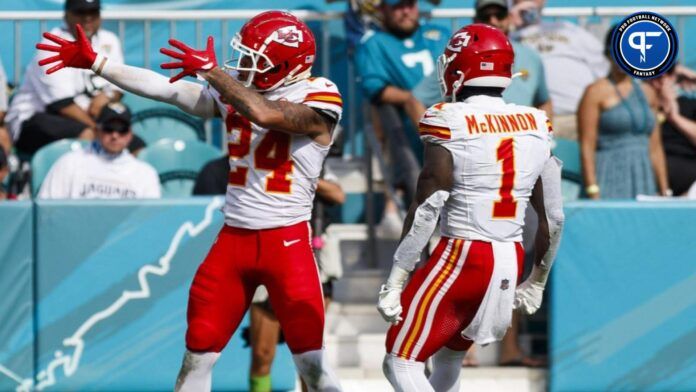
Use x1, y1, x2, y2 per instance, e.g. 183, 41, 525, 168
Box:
36, 11, 343, 392
377, 24, 565, 391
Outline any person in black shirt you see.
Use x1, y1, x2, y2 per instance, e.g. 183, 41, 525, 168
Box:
652, 65, 696, 195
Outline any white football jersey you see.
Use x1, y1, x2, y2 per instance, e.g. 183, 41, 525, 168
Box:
419, 95, 552, 242
208, 76, 343, 230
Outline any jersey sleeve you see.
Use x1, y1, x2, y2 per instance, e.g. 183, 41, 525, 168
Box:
418, 103, 453, 145
354, 31, 390, 101
302, 77, 343, 124
99, 31, 125, 95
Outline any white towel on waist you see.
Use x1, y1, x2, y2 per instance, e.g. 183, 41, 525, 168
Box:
461, 241, 519, 345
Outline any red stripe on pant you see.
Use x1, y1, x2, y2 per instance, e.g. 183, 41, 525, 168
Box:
386, 238, 523, 361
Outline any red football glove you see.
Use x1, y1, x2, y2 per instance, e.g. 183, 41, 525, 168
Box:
36, 24, 97, 74
160, 36, 218, 83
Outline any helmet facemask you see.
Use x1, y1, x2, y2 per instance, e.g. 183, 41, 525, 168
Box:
224, 33, 275, 90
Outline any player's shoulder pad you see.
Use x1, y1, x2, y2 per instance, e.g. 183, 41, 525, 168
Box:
302, 77, 343, 111
419, 102, 453, 142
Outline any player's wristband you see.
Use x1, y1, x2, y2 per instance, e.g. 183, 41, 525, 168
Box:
585, 184, 600, 196
91, 53, 108, 75
386, 265, 410, 291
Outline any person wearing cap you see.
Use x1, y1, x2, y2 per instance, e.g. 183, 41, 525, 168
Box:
355, 0, 449, 235
38, 102, 160, 199
6, 0, 124, 155
509, 0, 608, 140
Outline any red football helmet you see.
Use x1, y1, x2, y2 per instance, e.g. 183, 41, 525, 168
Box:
225, 11, 316, 91
437, 23, 515, 101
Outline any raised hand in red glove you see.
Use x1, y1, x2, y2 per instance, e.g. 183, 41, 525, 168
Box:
36, 24, 97, 74
160, 36, 218, 83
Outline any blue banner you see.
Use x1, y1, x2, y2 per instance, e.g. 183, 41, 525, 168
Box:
550, 201, 696, 392
0, 202, 34, 392
23, 198, 294, 392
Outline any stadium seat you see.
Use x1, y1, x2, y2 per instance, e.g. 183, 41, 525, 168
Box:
121, 92, 172, 112
131, 108, 206, 146
552, 138, 581, 178
552, 138, 583, 200
138, 139, 223, 197
30, 139, 89, 196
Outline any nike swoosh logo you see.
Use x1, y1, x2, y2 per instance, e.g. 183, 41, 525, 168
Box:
283, 239, 301, 247
192, 54, 209, 62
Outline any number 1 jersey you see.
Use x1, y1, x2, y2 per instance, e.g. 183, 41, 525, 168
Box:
419, 95, 552, 242
207, 76, 343, 230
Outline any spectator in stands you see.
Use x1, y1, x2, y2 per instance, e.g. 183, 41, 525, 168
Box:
192, 156, 228, 196
6, 0, 124, 155
650, 65, 696, 196
475, 0, 551, 115
474, 0, 549, 368
510, 0, 609, 140
341, 0, 441, 52
577, 28, 670, 200
355, 0, 449, 234
38, 103, 160, 199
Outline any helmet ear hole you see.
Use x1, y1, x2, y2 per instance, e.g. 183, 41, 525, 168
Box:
269, 64, 283, 74
473, 34, 479, 42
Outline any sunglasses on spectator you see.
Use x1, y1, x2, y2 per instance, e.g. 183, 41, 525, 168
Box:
98, 122, 130, 135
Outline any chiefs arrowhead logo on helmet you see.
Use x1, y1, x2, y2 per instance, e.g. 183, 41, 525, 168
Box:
271, 26, 304, 48
446, 31, 471, 53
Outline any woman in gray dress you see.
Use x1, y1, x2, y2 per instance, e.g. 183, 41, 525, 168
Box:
577, 27, 670, 199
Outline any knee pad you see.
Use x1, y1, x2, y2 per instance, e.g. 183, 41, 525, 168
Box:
186, 321, 227, 352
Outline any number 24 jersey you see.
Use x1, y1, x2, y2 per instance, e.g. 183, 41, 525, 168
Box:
419, 95, 552, 242
207, 76, 343, 230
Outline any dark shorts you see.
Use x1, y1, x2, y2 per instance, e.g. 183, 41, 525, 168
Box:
15, 113, 87, 155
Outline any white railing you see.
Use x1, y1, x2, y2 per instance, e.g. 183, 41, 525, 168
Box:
1, 6, 693, 154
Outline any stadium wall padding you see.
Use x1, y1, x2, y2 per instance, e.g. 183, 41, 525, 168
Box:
0, 202, 34, 392
0, 198, 295, 392
550, 201, 696, 392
